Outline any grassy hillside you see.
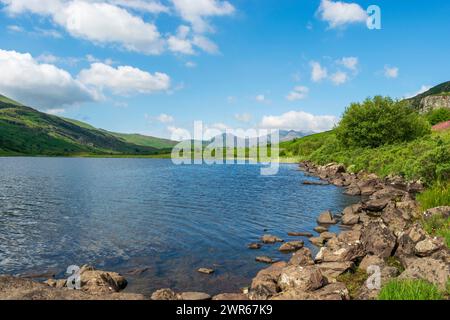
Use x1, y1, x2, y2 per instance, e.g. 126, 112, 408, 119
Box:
405, 81, 450, 110
0, 98, 174, 156
62, 118, 178, 149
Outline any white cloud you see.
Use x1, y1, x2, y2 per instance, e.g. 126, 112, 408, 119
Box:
404, 85, 432, 99
234, 113, 252, 123
260, 110, 339, 132
157, 113, 174, 123
2, 0, 164, 55
171, 0, 235, 33
185, 61, 197, 68
330, 71, 348, 85
46, 108, 66, 115
384, 65, 399, 79
168, 125, 191, 141
36, 53, 59, 64
110, 0, 169, 14
167, 25, 219, 55
318, 0, 368, 28
338, 56, 358, 72
168, 25, 195, 55
6, 24, 24, 32
286, 86, 309, 101
255, 94, 266, 103
192, 35, 219, 54
310, 61, 328, 82
0, 49, 97, 109
78, 62, 171, 95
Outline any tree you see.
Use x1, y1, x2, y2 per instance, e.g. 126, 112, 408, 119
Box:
335, 96, 430, 148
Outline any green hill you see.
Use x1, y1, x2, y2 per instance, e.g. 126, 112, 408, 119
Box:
62, 118, 178, 149
405, 81, 450, 110
0, 96, 177, 156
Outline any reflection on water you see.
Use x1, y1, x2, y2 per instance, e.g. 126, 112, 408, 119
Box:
0, 157, 358, 295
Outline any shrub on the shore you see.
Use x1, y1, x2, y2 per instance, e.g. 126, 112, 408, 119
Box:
378, 279, 443, 300
335, 96, 430, 148
280, 130, 450, 185
426, 108, 450, 126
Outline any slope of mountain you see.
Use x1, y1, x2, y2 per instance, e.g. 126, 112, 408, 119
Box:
0, 96, 176, 156
405, 81, 450, 112
62, 118, 178, 149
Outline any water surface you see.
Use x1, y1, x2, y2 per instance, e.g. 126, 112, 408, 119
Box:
0, 158, 358, 295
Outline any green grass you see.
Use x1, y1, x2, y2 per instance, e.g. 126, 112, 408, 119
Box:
378, 279, 444, 300
421, 213, 450, 248
336, 268, 368, 299
417, 182, 450, 210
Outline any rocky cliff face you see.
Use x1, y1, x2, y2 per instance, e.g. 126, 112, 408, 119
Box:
418, 95, 450, 113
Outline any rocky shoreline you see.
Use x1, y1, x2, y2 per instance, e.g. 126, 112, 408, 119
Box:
1, 161, 449, 300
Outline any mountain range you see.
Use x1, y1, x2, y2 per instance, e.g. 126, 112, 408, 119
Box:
1, 80, 449, 156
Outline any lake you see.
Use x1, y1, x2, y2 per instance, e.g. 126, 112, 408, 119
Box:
0, 157, 359, 296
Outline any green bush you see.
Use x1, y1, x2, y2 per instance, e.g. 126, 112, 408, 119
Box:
335, 96, 430, 148
378, 279, 444, 300
426, 108, 450, 125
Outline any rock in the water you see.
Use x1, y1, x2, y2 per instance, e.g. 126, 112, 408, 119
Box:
0, 276, 144, 300
414, 238, 443, 257
256, 256, 274, 264
361, 222, 396, 258
249, 261, 286, 300
278, 265, 325, 292
314, 226, 328, 233
151, 288, 178, 300
302, 180, 329, 186
344, 183, 361, 196
212, 293, 249, 300
261, 234, 284, 244
310, 237, 325, 247
179, 292, 211, 300
279, 241, 304, 252
197, 268, 215, 274
398, 257, 450, 291
317, 210, 337, 224
288, 232, 313, 237
320, 232, 336, 240
78, 265, 127, 295
248, 243, 262, 249
288, 248, 315, 267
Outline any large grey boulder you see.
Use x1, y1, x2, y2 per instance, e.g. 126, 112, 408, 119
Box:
278, 265, 325, 292
361, 222, 396, 258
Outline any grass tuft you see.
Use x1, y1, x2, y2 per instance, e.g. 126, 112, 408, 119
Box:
378, 279, 444, 300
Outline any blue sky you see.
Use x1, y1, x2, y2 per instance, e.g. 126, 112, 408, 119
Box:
0, 0, 449, 139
